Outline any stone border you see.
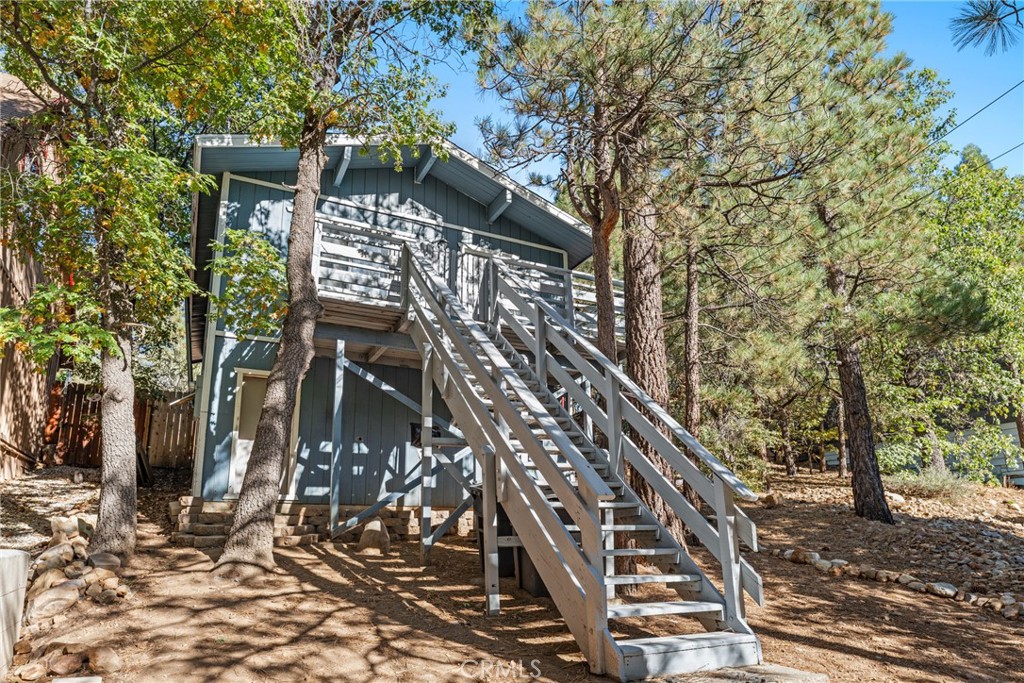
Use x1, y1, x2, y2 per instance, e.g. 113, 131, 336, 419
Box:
766, 547, 1022, 621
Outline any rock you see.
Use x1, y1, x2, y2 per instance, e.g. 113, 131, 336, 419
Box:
64, 562, 86, 579
85, 582, 102, 599
1003, 603, 1021, 620
812, 559, 832, 572
83, 568, 115, 585
896, 573, 919, 585
926, 582, 958, 598
830, 559, 848, 568
356, 517, 390, 555
86, 552, 120, 571
15, 661, 47, 681
47, 531, 70, 548
48, 653, 85, 675
100, 576, 118, 590
98, 589, 118, 604
876, 570, 901, 583
36, 543, 74, 570
87, 645, 123, 673
50, 517, 81, 539
999, 593, 1016, 606
782, 549, 795, 561
908, 581, 927, 592
791, 549, 819, 565
860, 568, 878, 581
70, 537, 89, 561
28, 568, 70, 599
26, 583, 80, 622
14, 637, 33, 655
115, 584, 129, 598
762, 492, 782, 509
886, 492, 906, 506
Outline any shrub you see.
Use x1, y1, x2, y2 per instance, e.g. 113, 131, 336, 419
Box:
949, 419, 1016, 484
876, 441, 921, 475
884, 466, 968, 500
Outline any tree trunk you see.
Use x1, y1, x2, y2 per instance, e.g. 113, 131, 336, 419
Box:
680, 237, 704, 508
819, 441, 826, 473
215, 115, 327, 576
90, 333, 137, 558
622, 194, 682, 538
836, 395, 849, 477
781, 417, 796, 477
925, 427, 946, 472
835, 339, 893, 523
1010, 360, 1024, 459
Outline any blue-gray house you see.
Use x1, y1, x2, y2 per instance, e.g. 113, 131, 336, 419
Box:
183, 134, 766, 681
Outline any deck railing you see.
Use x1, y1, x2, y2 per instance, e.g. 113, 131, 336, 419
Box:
313, 217, 625, 340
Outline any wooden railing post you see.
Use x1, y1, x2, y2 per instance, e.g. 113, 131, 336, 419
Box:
563, 270, 575, 328
488, 258, 501, 328
605, 369, 622, 479
713, 476, 744, 630
533, 304, 547, 386
482, 445, 501, 616
419, 342, 434, 566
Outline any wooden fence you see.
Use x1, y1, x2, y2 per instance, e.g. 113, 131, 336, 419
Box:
50, 383, 194, 469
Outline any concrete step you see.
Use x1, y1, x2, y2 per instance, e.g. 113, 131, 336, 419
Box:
616, 632, 761, 680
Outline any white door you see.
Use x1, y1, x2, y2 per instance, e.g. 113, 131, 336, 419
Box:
229, 372, 300, 498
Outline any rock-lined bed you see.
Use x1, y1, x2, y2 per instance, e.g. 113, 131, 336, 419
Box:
765, 545, 1023, 622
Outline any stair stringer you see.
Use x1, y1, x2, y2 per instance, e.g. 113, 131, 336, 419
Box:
409, 320, 616, 670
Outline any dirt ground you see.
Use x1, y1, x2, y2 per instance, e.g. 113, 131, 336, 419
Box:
2, 467, 1023, 683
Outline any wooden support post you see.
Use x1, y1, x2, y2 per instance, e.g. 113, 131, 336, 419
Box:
582, 379, 594, 441
714, 476, 744, 631
330, 340, 346, 536
482, 445, 501, 615
488, 259, 501, 329
579, 482, 608, 674
420, 343, 435, 565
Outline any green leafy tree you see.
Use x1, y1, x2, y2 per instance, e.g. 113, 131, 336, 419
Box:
214, 0, 493, 576
0, 0, 283, 557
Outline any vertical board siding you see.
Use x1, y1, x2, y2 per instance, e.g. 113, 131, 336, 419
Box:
195, 164, 560, 507
146, 391, 196, 468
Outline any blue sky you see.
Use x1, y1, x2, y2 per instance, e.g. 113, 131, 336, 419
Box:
431, 1, 1024, 182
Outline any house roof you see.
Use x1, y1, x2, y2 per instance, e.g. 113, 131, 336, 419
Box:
192, 134, 593, 267
0, 73, 49, 125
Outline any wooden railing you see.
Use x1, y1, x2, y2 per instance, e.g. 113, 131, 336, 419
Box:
313, 220, 625, 343
489, 259, 763, 631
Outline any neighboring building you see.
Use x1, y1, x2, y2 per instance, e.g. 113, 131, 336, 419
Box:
184, 134, 764, 680
0, 73, 59, 481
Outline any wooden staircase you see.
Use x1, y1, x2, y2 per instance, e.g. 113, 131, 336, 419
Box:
402, 246, 764, 681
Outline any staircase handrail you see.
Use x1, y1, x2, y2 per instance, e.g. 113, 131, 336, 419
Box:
496, 261, 758, 503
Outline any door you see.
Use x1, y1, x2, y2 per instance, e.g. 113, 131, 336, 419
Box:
228, 371, 301, 499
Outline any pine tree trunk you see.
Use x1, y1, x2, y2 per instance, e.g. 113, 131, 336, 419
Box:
835, 339, 893, 524
837, 395, 849, 478
681, 237, 703, 511
215, 115, 326, 576
622, 192, 683, 539
90, 333, 137, 558
781, 418, 796, 477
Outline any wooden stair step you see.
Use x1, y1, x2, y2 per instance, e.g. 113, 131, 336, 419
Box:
606, 573, 701, 587
608, 600, 723, 619
549, 500, 638, 511
601, 547, 678, 557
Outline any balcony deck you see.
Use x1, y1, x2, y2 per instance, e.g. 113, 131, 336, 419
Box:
312, 215, 625, 363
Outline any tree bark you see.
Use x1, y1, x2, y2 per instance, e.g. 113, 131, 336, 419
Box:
90, 333, 137, 558
215, 114, 327, 575
781, 417, 796, 477
622, 193, 683, 539
925, 427, 946, 472
836, 394, 849, 477
834, 338, 894, 523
